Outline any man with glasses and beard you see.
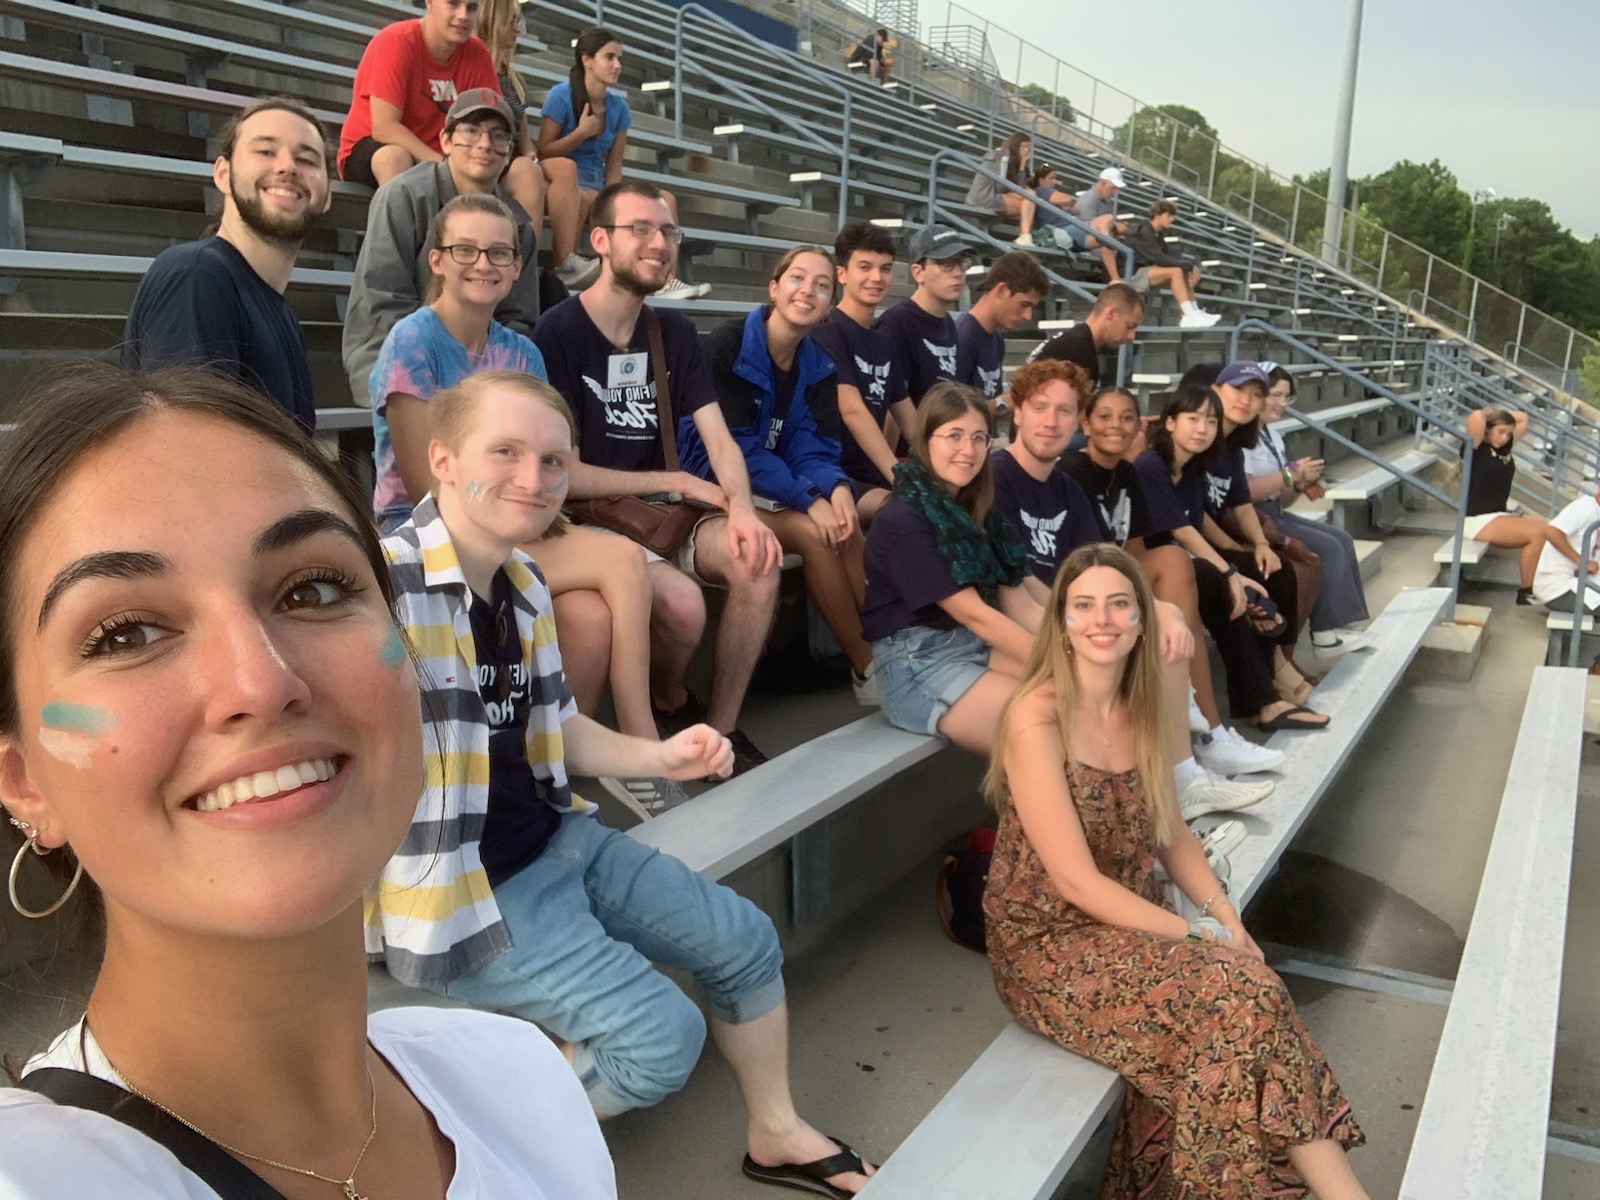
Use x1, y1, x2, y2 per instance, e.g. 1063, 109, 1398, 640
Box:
533, 179, 782, 774
121, 97, 332, 432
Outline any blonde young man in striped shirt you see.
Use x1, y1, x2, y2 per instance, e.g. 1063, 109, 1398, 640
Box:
374, 370, 875, 1196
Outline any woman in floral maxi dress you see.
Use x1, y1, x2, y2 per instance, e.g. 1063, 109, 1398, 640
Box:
982, 544, 1366, 1199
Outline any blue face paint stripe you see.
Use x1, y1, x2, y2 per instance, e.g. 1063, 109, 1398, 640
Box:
380, 624, 407, 668
40, 702, 116, 734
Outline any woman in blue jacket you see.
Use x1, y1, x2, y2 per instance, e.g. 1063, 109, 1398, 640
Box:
682, 246, 876, 700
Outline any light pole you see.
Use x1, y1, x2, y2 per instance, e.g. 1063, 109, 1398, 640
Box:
1494, 211, 1516, 264
1469, 186, 1496, 239
1320, 0, 1365, 264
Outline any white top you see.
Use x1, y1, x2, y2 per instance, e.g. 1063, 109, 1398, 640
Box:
1532, 493, 1600, 605
0, 1007, 616, 1199
1240, 424, 1290, 484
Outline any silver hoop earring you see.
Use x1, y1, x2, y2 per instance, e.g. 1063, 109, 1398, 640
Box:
9, 830, 84, 919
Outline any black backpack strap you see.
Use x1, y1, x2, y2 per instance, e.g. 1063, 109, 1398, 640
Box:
20, 1068, 286, 1199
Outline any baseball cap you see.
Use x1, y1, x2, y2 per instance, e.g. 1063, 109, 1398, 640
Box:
1099, 166, 1127, 189
908, 224, 974, 263
1215, 361, 1271, 389
446, 88, 515, 130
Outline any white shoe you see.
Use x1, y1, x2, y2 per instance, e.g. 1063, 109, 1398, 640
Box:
1187, 690, 1209, 735
1189, 814, 1248, 860
1179, 767, 1273, 821
852, 663, 879, 707
1195, 725, 1286, 776
554, 253, 601, 289
1311, 630, 1372, 659
1178, 309, 1223, 329
656, 277, 712, 301
598, 775, 691, 820
1013, 231, 1035, 246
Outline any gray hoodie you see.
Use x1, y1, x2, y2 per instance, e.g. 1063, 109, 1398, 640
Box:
342, 161, 541, 406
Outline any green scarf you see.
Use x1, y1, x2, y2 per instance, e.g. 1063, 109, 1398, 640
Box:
893, 458, 1028, 605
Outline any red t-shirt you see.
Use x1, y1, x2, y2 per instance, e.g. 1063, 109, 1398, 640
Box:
339, 20, 497, 175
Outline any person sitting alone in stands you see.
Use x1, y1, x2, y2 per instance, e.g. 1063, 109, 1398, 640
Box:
339, 0, 545, 229
377, 370, 876, 1196
845, 27, 896, 84
1022, 163, 1079, 248
956, 250, 1052, 408
809, 222, 916, 523
536, 26, 707, 301
1061, 387, 1286, 780
475, 0, 595, 289
983, 542, 1368, 1200
121, 96, 330, 433
686, 246, 878, 706
1531, 483, 1600, 648
344, 89, 560, 413
995, 366, 1282, 807
1029, 282, 1145, 390
533, 180, 782, 774
0, 364, 615, 1199
1062, 166, 1127, 281
1463, 406, 1544, 605
1121, 199, 1221, 328
875, 225, 971, 406
1134, 383, 1331, 737
368, 193, 671, 816
1244, 364, 1372, 658
965, 132, 1038, 247
862, 381, 1042, 752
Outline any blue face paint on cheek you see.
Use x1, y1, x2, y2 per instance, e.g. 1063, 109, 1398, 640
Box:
41, 703, 117, 734
379, 623, 407, 668
1125, 607, 1139, 625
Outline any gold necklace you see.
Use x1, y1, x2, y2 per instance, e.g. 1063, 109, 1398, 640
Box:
109, 1046, 379, 1200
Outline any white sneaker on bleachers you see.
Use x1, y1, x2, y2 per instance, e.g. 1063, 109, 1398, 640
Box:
1178, 308, 1222, 329
1179, 767, 1272, 821
1312, 630, 1372, 659
1195, 725, 1286, 776
657, 277, 712, 301
599, 776, 691, 820
1013, 231, 1035, 246
555, 253, 601, 289
852, 663, 879, 707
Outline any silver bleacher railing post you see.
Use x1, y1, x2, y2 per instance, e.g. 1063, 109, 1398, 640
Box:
1566, 520, 1600, 667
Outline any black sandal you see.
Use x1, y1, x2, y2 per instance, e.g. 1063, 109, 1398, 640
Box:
742, 1136, 870, 1199
1246, 602, 1286, 640
1258, 704, 1330, 732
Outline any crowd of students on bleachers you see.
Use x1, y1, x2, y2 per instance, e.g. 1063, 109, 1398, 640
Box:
0, 1, 1462, 1195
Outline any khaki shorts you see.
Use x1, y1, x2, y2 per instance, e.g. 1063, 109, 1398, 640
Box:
578, 514, 725, 588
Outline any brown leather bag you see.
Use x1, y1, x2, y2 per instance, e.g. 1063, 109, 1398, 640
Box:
567, 307, 702, 558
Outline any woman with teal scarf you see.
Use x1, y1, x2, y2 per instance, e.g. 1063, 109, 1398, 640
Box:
860, 382, 1044, 752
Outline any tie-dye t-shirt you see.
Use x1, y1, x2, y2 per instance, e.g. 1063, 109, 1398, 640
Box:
370, 306, 547, 529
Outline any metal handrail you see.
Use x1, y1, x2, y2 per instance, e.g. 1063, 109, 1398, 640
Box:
1406, 288, 1477, 344
1224, 191, 1288, 238
925, 147, 1135, 282
1565, 518, 1600, 667
1136, 145, 1200, 192
1227, 318, 1473, 620
1503, 341, 1578, 393
670, 3, 852, 225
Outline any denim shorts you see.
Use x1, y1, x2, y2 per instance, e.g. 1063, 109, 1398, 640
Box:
872, 624, 991, 736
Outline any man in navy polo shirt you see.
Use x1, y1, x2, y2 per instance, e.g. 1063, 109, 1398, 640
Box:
808, 222, 915, 522
955, 250, 1051, 408
874, 224, 969, 407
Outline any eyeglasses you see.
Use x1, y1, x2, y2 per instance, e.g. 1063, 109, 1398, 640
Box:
451, 123, 512, 152
933, 429, 991, 450
438, 243, 518, 266
924, 255, 971, 272
601, 221, 684, 245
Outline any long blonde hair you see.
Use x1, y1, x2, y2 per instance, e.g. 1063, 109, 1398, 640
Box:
478, 0, 527, 102
982, 543, 1177, 845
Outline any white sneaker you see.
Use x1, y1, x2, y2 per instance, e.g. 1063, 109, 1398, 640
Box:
656, 277, 712, 301
598, 776, 691, 820
1013, 231, 1035, 246
1195, 725, 1286, 776
1178, 309, 1223, 329
554, 253, 601, 289
1311, 630, 1372, 659
852, 663, 879, 707
1187, 690, 1209, 735
1179, 767, 1273, 821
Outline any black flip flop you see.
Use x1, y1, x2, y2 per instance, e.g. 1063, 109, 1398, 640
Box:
742, 1136, 869, 1199
1245, 603, 1287, 640
1258, 705, 1330, 732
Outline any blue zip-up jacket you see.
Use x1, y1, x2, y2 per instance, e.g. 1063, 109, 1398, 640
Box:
680, 309, 848, 512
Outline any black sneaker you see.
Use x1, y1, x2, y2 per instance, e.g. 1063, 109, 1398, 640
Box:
713, 728, 768, 780
653, 691, 709, 737
1516, 587, 1535, 606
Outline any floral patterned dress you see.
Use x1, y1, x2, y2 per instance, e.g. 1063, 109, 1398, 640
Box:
983, 762, 1364, 1198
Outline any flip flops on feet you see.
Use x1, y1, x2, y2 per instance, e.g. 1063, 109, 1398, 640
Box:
742, 1136, 871, 1198
1258, 704, 1330, 732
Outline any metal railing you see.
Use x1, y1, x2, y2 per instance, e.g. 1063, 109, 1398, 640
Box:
1564, 519, 1600, 668
1228, 319, 1473, 620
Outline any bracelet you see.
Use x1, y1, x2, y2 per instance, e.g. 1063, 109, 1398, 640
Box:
1282, 467, 1295, 489
1198, 893, 1223, 919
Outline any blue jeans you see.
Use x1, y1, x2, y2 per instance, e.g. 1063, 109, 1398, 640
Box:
872, 623, 990, 736
442, 812, 785, 1115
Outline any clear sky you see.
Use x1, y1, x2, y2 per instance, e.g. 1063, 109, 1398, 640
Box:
943, 0, 1600, 239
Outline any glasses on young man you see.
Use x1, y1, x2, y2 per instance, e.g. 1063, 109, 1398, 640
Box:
451, 123, 512, 152
933, 429, 991, 450
438, 244, 519, 266
601, 221, 685, 245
